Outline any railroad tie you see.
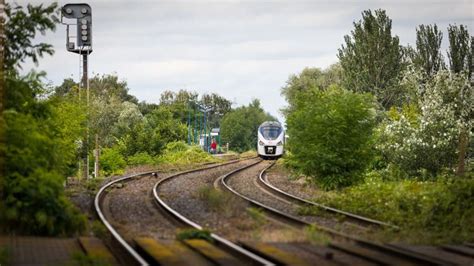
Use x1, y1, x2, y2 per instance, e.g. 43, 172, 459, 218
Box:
240, 241, 312, 266
182, 239, 241, 266
134, 237, 187, 266
78, 237, 119, 265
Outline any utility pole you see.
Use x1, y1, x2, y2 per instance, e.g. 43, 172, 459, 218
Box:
61, 3, 93, 179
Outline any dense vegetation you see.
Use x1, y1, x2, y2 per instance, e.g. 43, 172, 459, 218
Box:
0, 2, 262, 236
283, 9, 473, 243
1, 2, 86, 235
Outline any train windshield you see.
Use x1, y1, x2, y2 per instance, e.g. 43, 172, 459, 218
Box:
260, 126, 282, 140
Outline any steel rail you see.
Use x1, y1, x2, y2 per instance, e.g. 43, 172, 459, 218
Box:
153, 158, 276, 266
258, 161, 398, 229
95, 173, 151, 266
94, 158, 249, 266
221, 161, 455, 266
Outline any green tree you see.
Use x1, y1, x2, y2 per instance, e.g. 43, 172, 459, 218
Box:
281, 64, 341, 116
118, 106, 187, 157
338, 9, 404, 109
447, 25, 471, 75
4, 2, 58, 71
447, 25, 472, 176
1, 2, 86, 235
379, 70, 472, 176
89, 74, 138, 103
412, 24, 445, 75
220, 99, 275, 152
201, 93, 232, 128
286, 86, 376, 190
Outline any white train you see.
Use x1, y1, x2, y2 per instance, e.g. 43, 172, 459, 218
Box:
257, 121, 284, 159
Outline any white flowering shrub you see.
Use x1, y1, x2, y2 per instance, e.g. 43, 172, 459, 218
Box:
379, 70, 473, 176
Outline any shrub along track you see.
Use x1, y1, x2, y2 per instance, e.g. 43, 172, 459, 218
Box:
218, 160, 473, 265
95, 158, 276, 265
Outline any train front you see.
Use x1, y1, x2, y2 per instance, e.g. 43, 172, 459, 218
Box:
257, 121, 284, 158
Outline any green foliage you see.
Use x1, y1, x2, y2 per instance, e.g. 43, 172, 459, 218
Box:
4, 2, 59, 71
91, 220, 107, 239
126, 152, 154, 166
0, 2, 87, 236
281, 65, 341, 116
89, 74, 138, 103
119, 107, 187, 157
100, 147, 126, 176
378, 70, 472, 176
70, 251, 111, 266
286, 85, 376, 190
156, 142, 218, 167
221, 99, 275, 152
196, 186, 230, 211
338, 9, 404, 109
304, 225, 330, 245
2, 110, 86, 235
318, 172, 474, 244
200, 93, 233, 128
246, 207, 266, 226
447, 24, 471, 74
176, 229, 214, 243
164, 141, 188, 153
84, 178, 102, 194
3, 168, 86, 235
412, 24, 445, 75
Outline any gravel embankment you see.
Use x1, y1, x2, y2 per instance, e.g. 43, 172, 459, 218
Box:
100, 160, 246, 242
157, 159, 309, 243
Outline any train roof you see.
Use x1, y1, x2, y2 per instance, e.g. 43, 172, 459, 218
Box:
259, 121, 282, 128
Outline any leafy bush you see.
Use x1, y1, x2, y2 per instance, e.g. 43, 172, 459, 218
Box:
2, 169, 87, 235
285, 85, 377, 190
164, 141, 188, 153
100, 147, 126, 176
2, 111, 86, 235
156, 142, 218, 167
126, 152, 155, 166
318, 172, 474, 244
378, 70, 472, 176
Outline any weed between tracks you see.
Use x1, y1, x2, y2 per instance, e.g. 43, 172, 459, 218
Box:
196, 186, 232, 212
304, 225, 331, 245
176, 229, 214, 243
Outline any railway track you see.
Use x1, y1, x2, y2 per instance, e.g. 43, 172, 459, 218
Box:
95, 158, 278, 265
95, 158, 474, 265
219, 160, 473, 265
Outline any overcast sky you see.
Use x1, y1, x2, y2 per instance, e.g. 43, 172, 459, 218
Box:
22, 0, 473, 124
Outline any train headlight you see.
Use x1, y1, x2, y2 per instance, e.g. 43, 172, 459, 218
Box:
259, 140, 264, 146
277, 141, 283, 146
